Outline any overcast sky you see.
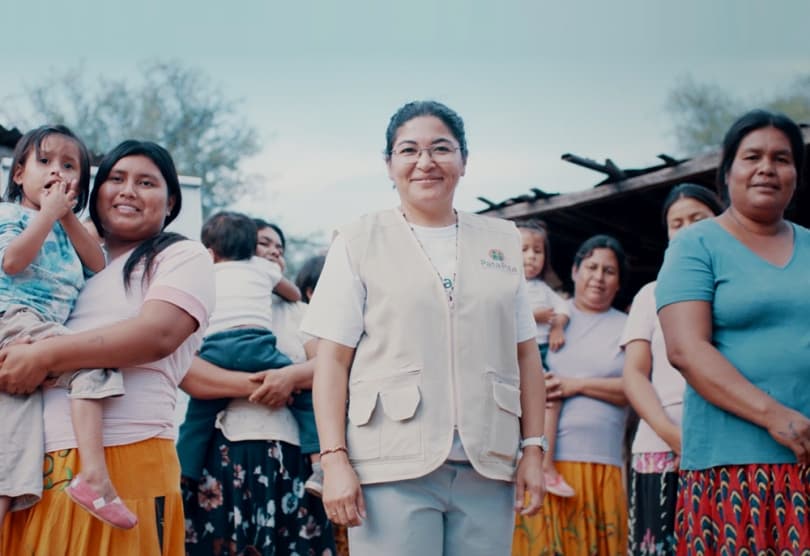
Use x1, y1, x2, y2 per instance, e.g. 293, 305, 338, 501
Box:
3, 0, 808, 238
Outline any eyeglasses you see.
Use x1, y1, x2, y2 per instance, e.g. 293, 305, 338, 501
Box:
391, 144, 460, 162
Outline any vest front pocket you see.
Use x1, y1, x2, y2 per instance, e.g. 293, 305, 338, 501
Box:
346, 388, 381, 461
486, 380, 522, 462
346, 370, 423, 463
379, 383, 422, 459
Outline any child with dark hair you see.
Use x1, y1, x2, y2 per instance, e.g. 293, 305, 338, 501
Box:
177, 211, 324, 492
0, 125, 141, 531
516, 220, 574, 498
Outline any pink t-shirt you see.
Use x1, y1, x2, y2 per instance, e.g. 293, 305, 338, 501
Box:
43, 240, 215, 452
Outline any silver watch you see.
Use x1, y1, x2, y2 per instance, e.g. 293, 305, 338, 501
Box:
520, 435, 549, 452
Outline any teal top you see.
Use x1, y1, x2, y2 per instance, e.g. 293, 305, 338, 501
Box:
656, 218, 810, 470
0, 204, 84, 323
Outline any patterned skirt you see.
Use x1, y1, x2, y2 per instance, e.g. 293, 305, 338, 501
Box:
2, 438, 185, 556
629, 452, 679, 556
512, 461, 628, 556
676, 463, 810, 555
182, 431, 336, 556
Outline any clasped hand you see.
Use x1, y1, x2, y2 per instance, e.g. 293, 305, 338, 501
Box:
247, 368, 296, 408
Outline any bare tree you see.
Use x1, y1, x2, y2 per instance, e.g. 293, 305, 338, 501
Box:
666, 74, 810, 155
12, 60, 262, 217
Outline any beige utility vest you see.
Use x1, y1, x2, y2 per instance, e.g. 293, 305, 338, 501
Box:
341, 208, 524, 484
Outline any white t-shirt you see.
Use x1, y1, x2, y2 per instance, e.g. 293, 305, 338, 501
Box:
620, 281, 685, 454
215, 296, 313, 446
206, 256, 282, 336
44, 240, 215, 452
301, 223, 536, 461
526, 278, 570, 344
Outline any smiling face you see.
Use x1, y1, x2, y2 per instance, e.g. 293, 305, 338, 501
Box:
572, 247, 620, 313
256, 226, 284, 265
726, 126, 797, 221
95, 155, 176, 252
12, 134, 82, 210
386, 115, 466, 216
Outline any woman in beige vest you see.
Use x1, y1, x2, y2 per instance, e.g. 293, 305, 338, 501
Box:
302, 100, 547, 555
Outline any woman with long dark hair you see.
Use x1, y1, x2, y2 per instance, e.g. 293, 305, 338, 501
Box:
623, 183, 724, 555
0, 140, 215, 555
658, 110, 810, 553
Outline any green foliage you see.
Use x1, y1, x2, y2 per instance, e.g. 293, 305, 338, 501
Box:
666, 74, 810, 155
13, 60, 262, 217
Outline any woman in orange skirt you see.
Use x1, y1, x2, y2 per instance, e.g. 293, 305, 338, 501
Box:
0, 141, 216, 555
513, 235, 629, 556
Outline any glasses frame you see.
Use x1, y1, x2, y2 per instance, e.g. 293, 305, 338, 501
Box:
390, 144, 461, 162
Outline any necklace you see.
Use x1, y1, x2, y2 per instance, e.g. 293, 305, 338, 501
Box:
401, 208, 459, 308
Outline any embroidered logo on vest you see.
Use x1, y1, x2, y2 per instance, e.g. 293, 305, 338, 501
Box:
480, 249, 518, 273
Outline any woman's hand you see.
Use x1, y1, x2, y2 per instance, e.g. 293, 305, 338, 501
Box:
248, 369, 296, 408
544, 373, 580, 402
322, 452, 366, 527
0, 343, 50, 394
765, 406, 810, 465
514, 447, 545, 516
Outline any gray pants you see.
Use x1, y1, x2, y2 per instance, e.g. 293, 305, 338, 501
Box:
0, 306, 124, 511
348, 461, 515, 556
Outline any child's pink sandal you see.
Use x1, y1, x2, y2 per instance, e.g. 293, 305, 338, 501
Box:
544, 472, 576, 498
65, 475, 138, 529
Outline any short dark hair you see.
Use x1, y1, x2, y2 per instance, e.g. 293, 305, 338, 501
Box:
573, 234, 627, 285
515, 219, 552, 279
384, 100, 468, 162
295, 254, 326, 303
5, 125, 91, 213
716, 109, 805, 202
202, 211, 257, 261
661, 183, 725, 228
253, 218, 286, 250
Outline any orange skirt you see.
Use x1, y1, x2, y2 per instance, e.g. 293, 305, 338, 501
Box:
513, 461, 628, 556
3, 438, 184, 556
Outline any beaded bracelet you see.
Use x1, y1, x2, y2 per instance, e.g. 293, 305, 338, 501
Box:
319, 446, 349, 457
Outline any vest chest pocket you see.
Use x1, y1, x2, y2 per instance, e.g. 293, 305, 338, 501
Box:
346, 373, 423, 463
486, 380, 522, 463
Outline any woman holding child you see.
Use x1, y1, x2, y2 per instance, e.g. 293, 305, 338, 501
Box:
181, 217, 335, 556
0, 139, 216, 555
513, 234, 629, 556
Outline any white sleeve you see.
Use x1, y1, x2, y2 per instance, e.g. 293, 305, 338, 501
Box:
514, 276, 537, 343
299, 234, 366, 348
540, 281, 570, 316
620, 282, 656, 348
254, 256, 283, 288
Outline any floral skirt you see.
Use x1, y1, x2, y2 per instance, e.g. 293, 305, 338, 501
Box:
629, 452, 679, 556
2, 438, 185, 556
676, 463, 810, 555
512, 461, 627, 556
182, 431, 335, 556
